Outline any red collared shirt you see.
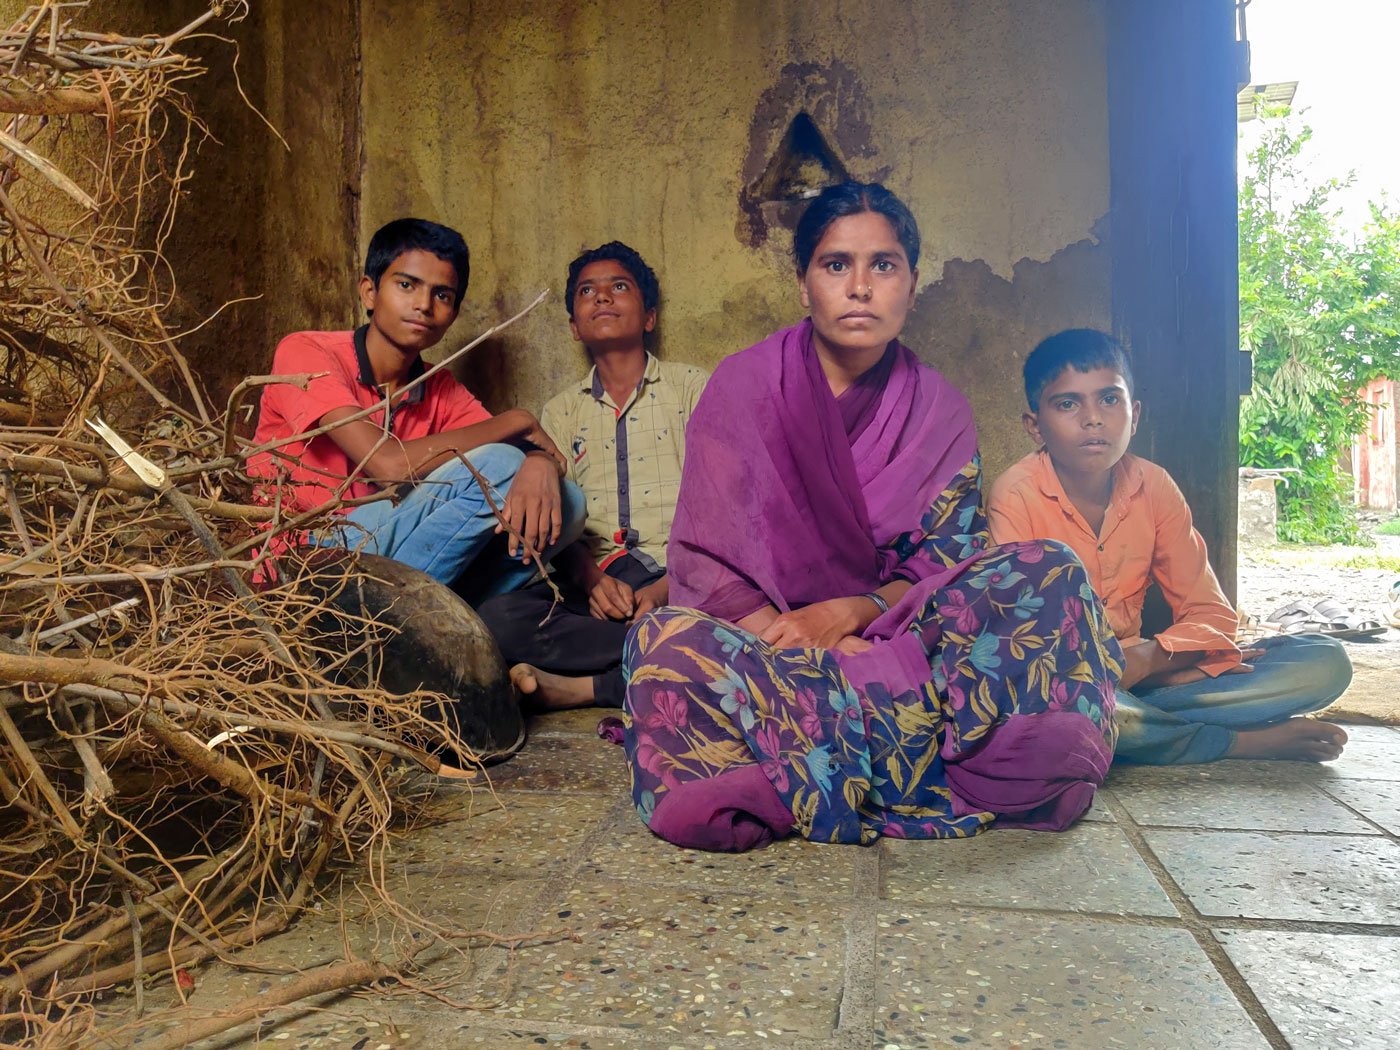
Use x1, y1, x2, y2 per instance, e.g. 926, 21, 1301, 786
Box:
248, 328, 491, 514
987, 450, 1241, 676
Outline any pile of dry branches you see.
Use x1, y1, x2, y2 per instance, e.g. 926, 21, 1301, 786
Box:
0, 4, 517, 1043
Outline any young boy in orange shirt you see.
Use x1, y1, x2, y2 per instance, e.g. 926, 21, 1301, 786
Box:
987, 329, 1351, 764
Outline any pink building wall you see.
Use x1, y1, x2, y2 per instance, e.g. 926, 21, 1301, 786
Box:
1354, 378, 1398, 511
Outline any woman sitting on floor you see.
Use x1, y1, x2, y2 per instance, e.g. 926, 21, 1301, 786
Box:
617, 181, 1126, 852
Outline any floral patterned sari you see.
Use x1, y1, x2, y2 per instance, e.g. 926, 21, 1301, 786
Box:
619, 322, 1122, 851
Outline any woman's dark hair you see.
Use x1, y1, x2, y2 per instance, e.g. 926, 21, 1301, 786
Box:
364, 218, 470, 306
564, 241, 660, 319
1023, 328, 1135, 410
792, 181, 921, 274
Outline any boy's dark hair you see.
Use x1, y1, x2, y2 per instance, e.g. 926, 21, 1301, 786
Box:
1024, 328, 1135, 410
792, 181, 922, 274
363, 218, 470, 306
564, 241, 660, 319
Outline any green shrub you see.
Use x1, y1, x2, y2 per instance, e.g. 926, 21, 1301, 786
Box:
1238, 119, 1400, 544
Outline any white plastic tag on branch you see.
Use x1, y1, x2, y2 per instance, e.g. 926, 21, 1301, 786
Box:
87, 417, 167, 488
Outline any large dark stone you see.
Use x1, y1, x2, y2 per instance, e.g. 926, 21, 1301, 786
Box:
297, 550, 523, 763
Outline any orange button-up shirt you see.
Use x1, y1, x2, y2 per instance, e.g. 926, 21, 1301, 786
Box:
987, 450, 1240, 676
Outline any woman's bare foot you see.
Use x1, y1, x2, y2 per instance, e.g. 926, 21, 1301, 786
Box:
1227, 718, 1348, 762
510, 663, 595, 711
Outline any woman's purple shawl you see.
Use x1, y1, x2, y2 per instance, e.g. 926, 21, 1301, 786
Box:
668, 319, 978, 624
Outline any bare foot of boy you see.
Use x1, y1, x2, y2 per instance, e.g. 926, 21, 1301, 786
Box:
510, 663, 595, 711
1227, 718, 1348, 762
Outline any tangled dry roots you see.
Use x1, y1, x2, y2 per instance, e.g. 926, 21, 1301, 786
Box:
0, 4, 519, 1042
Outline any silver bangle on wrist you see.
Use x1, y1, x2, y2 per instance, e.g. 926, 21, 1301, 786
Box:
860, 591, 889, 615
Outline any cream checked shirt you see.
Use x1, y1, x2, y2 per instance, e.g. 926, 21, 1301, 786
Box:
540, 353, 709, 571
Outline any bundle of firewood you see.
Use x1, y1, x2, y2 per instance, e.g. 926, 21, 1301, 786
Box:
0, 5, 528, 1043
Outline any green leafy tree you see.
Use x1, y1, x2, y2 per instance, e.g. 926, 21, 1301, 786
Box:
1239, 120, 1400, 542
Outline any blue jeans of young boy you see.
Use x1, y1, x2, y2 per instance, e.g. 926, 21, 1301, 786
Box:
320, 444, 586, 598
1113, 633, 1353, 764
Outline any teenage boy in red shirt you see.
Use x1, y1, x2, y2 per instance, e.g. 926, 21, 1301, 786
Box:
250, 218, 584, 593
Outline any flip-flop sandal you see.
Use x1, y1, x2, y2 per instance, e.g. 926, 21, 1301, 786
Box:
1266, 599, 1312, 622
1389, 582, 1400, 629
1263, 600, 1319, 635
1308, 597, 1388, 641
1236, 609, 1270, 643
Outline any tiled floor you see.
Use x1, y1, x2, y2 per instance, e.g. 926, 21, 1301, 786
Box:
129, 715, 1400, 1049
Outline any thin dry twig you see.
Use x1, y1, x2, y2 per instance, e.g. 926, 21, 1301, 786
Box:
455, 451, 564, 625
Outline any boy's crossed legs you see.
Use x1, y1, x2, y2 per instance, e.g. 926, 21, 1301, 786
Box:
1114, 633, 1352, 765
320, 442, 586, 597
477, 554, 663, 710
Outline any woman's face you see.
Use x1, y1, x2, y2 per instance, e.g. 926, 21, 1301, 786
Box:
799, 211, 918, 358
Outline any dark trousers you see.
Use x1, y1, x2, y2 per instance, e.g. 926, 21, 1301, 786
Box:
475, 554, 664, 707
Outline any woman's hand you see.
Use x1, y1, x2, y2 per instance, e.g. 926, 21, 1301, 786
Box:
833, 635, 874, 655
632, 576, 669, 621
759, 597, 867, 650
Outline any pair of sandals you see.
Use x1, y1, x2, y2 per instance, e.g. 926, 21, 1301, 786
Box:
1266, 598, 1389, 641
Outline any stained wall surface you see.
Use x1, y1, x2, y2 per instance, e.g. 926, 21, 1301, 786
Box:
164, 0, 361, 399
13, 0, 365, 403
358, 0, 1112, 480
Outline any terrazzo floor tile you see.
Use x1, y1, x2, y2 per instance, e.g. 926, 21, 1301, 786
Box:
580, 808, 858, 897
1080, 788, 1117, 823
1215, 929, 1400, 1050
1107, 758, 1336, 788
131, 879, 545, 1048
479, 875, 846, 1040
882, 822, 1176, 916
1143, 829, 1400, 923
387, 1018, 826, 1049
1107, 764, 1379, 833
387, 1027, 668, 1049
485, 736, 633, 795
874, 907, 1268, 1049
529, 708, 613, 740
1318, 778, 1400, 835
402, 791, 612, 877
1316, 726, 1400, 782
396, 1028, 642, 1049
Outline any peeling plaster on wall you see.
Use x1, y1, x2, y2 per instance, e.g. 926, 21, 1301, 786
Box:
17, 0, 1111, 434
905, 221, 1113, 481
736, 59, 888, 252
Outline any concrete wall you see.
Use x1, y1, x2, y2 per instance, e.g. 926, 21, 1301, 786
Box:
20, 0, 1112, 479
168, 0, 361, 400
12, 3, 1250, 558
6, 1, 1246, 583
1107, 1, 1241, 596
359, 0, 1112, 480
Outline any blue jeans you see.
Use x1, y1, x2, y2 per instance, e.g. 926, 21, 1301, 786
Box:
319, 444, 586, 598
1113, 633, 1354, 765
